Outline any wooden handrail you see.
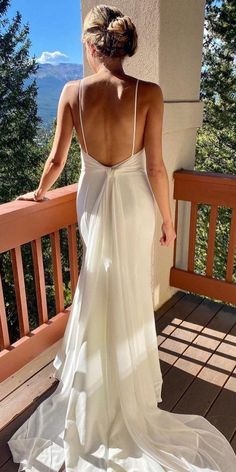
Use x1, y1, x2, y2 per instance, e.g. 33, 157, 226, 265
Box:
170, 169, 236, 305
1, 170, 236, 381
0, 184, 79, 381
0, 184, 77, 252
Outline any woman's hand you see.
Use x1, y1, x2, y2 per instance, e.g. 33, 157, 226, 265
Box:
15, 190, 48, 202
160, 220, 176, 247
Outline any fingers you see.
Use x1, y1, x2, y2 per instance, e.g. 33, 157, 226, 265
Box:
15, 193, 47, 202
15, 196, 34, 201
160, 232, 176, 246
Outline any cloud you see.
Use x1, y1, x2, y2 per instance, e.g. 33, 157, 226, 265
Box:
36, 51, 69, 64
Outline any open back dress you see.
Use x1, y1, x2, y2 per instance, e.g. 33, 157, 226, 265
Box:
8, 77, 236, 472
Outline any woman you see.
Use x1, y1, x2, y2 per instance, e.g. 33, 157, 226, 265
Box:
8, 4, 236, 472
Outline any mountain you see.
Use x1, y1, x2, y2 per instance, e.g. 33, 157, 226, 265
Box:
27, 63, 83, 128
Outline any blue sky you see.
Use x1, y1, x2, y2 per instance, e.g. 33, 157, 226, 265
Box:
6, 0, 83, 64
5, 0, 223, 67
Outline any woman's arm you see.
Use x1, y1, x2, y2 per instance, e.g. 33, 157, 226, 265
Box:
16, 82, 74, 201
144, 83, 176, 247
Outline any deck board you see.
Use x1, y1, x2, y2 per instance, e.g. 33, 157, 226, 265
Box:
1, 290, 236, 470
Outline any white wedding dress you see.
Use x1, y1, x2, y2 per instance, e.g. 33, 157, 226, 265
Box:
8, 78, 236, 471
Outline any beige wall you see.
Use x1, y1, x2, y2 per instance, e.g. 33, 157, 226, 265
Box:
80, 0, 206, 309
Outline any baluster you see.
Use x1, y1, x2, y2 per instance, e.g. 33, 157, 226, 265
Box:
10, 246, 29, 336
50, 231, 64, 313
226, 208, 236, 283
0, 273, 10, 349
31, 238, 48, 324
188, 202, 198, 272
172, 199, 178, 267
206, 205, 218, 277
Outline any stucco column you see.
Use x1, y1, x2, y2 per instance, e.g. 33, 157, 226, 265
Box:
80, 0, 206, 309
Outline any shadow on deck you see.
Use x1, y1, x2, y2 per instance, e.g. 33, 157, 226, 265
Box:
1, 290, 236, 471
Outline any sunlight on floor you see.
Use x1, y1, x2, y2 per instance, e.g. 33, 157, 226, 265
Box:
157, 317, 236, 392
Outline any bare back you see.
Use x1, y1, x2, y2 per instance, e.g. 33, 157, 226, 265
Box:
70, 75, 157, 168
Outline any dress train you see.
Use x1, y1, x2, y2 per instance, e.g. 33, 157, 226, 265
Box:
8, 77, 236, 471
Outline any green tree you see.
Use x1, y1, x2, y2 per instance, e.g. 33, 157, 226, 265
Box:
195, 0, 236, 173
0, 0, 83, 343
194, 0, 236, 296
40, 121, 83, 310
0, 0, 43, 203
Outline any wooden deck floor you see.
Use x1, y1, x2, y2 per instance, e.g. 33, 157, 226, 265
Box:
1, 290, 236, 470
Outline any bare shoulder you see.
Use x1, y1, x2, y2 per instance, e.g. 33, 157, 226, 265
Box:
57, 80, 81, 109
60, 79, 80, 95
138, 79, 163, 108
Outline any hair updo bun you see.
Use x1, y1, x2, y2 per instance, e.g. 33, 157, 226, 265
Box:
81, 4, 138, 58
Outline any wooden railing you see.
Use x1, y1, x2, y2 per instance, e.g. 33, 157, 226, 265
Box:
170, 169, 236, 305
0, 184, 79, 381
1, 171, 236, 382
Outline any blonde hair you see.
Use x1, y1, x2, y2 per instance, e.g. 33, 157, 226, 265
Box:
81, 4, 138, 58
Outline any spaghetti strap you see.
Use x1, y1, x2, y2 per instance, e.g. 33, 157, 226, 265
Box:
79, 78, 88, 154
131, 78, 139, 157
8, 73, 236, 472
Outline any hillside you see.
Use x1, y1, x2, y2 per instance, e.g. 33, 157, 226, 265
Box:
26, 62, 83, 128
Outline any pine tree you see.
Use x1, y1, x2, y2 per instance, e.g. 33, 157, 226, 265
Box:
195, 0, 236, 173
0, 1, 83, 342
194, 0, 236, 294
0, 0, 42, 203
